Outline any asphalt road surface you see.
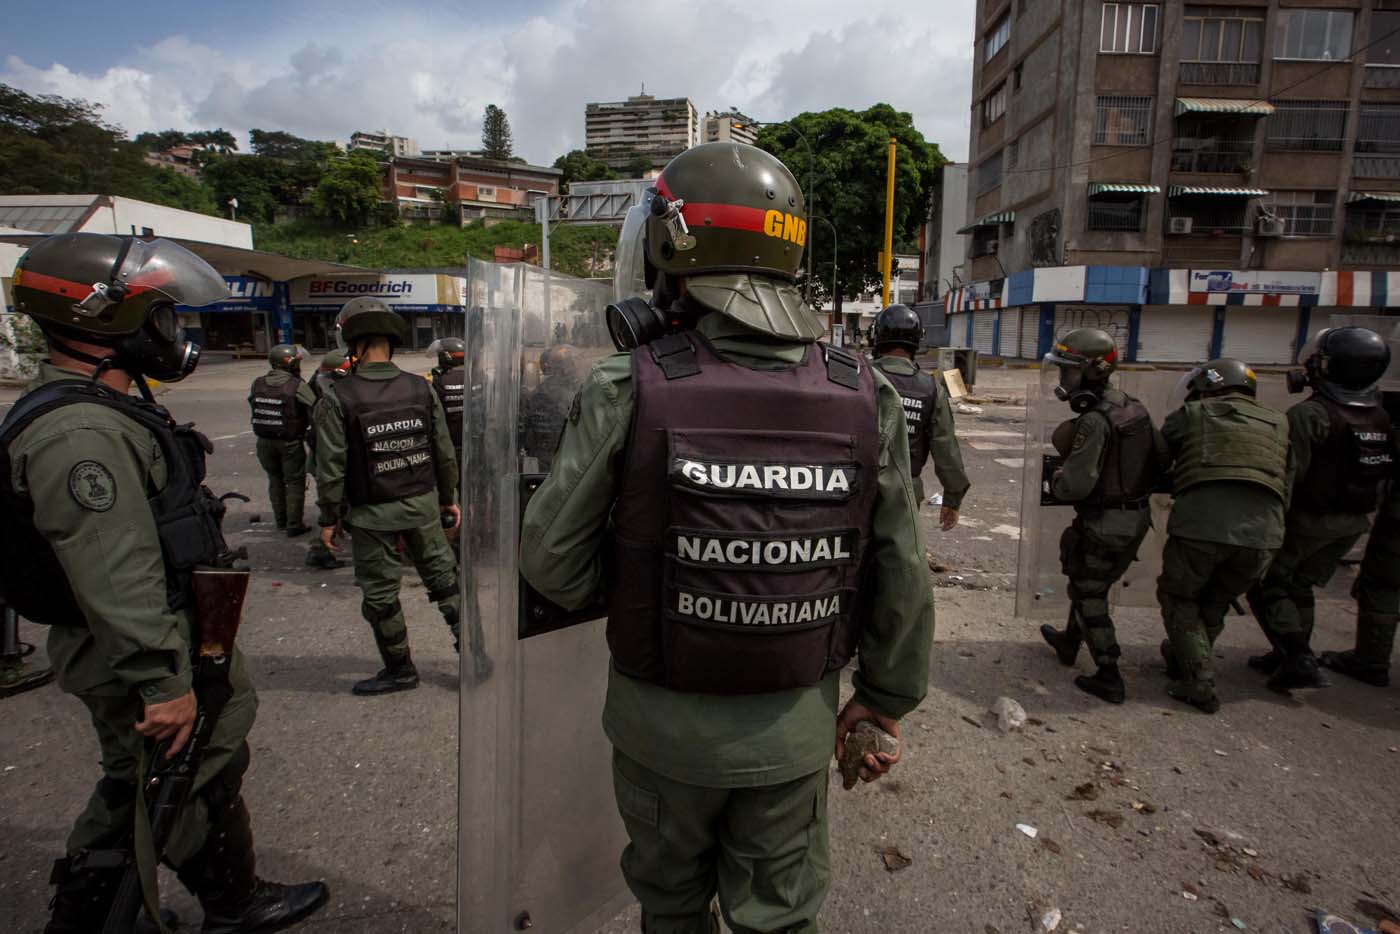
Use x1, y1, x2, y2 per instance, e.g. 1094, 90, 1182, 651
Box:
2, 356, 1396, 934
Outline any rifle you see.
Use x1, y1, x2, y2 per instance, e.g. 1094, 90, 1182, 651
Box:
103, 560, 250, 934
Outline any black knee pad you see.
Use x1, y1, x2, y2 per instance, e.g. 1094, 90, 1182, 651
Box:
202, 742, 251, 816
97, 776, 138, 810
361, 599, 403, 624
427, 582, 460, 604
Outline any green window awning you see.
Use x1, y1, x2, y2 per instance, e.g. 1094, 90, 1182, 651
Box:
956, 210, 1015, 234
1088, 183, 1161, 196
1168, 186, 1269, 197
1347, 191, 1400, 203
1175, 97, 1275, 117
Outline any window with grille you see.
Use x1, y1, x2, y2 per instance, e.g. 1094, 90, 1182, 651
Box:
1101, 3, 1159, 54
977, 154, 1004, 194
1275, 10, 1354, 61
1358, 104, 1400, 152
982, 82, 1008, 127
1346, 202, 1400, 240
1266, 100, 1348, 151
1181, 5, 1263, 82
986, 14, 1011, 61
1094, 96, 1153, 145
1368, 11, 1400, 66
1087, 193, 1147, 231
1262, 191, 1336, 236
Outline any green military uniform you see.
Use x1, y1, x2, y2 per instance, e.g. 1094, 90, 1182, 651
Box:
10, 362, 259, 868
303, 369, 347, 570
870, 356, 970, 508
521, 312, 934, 934
251, 369, 316, 530
1249, 399, 1375, 658
315, 361, 462, 679
1051, 387, 1166, 670
1157, 389, 1291, 709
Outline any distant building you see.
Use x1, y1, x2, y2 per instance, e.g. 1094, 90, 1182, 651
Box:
420, 148, 487, 161
384, 155, 562, 223
350, 129, 419, 158
143, 144, 203, 179
0, 193, 252, 246
922, 163, 968, 302
703, 110, 757, 146
585, 93, 698, 172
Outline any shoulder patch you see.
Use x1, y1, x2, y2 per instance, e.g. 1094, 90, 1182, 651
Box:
68, 460, 117, 512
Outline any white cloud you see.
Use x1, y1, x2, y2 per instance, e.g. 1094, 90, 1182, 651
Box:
1, 0, 976, 162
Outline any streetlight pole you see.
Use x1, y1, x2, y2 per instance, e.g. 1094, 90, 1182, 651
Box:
526, 189, 552, 338
809, 214, 838, 339
744, 121, 816, 305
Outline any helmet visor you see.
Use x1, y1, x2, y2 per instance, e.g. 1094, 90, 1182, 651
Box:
426, 339, 445, 356
1169, 368, 1199, 410
614, 192, 655, 304
116, 239, 230, 308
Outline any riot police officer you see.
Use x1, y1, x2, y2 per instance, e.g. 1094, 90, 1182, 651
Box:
249, 343, 316, 537
1038, 328, 1167, 703
314, 298, 480, 694
0, 233, 327, 932
1323, 388, 1400, 687
1157, 359, 1291, 713
304, 351, 352, 570
427, 337, 466, 462
520, 142, 934, 934
520, 344, 581, 472
870, 303, 970, 529
1249, 327, 1395, 691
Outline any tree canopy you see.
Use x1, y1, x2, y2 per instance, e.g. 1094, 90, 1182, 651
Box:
249, 128, 337, 163
481, 105, 514, 161
312, 149, 382, 226
552, 149, 620, 192
755, 104, 943, 311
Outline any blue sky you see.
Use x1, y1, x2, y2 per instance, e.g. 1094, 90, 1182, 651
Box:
3, 0, 976, 163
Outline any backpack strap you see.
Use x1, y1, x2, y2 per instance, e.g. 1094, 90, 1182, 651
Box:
649, 333, 701, 380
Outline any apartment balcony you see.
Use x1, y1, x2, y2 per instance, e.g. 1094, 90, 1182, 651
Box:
1354, 154, 1400, 179
1342, 241, 1400, 265
1179, 62, 1261, 86
1364, 66, 1400, 90
1170, 138, 1254, 174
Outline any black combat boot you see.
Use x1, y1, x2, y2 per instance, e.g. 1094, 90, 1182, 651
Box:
1159, 640, 1184, 681
1074, 665, 1126, 704
352, 651, 419, 696
1040, 624, 1082, 666
1319, 650, 1389, 687
1267, 652, 1324, 693
179, 797, 328, 934
1247, 650, 1283, 674
303, 548, 345, 570
285, 524, 312, 538
45, 851, 126, 933
1166, 682, 1221, 714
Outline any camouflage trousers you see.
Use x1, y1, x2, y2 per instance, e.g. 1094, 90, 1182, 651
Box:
1158, 536, 1274, 694
1351, 511, 1400, 666
1248, 528, 1363, 650
613, 749, 829, 934
348, 522, 461, 665
1060, 507, 1152, 666
255, 438, 307, 528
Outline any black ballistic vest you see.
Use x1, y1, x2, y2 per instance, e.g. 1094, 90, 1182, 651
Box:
609, 333, 880, 695
0, 381, 229, 624
1295, 394, 1395, 515
248, 372, 307, 441
337, 371, 437, 507
1084, 394, 1158, 509
431, 366, 466, 449
875, 359, 937, 473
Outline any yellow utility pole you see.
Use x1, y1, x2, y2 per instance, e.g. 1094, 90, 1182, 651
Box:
881, 136, 897, 307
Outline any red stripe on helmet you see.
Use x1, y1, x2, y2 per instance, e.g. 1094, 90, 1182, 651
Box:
16, 269, 156, 300
654, 176, 769, 234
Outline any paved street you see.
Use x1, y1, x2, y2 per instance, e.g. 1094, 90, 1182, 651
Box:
2, 356, 1397, 934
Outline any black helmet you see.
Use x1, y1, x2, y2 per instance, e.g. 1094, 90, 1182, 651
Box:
872, 304, 922, 354
337, 297, 408, 350
1295, 327, 1392, 406
427, 337, 465, 370
1182, 358, 1257, 402
1043, 328, 1119, 413
269, 343, 308, 374
13, 233, 227, 381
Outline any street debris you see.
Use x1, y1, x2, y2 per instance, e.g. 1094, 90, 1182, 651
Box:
1067, 782, 1100, 802
990, 696, 1027, 732
1039, 907, 1062, 931
956, 403, 984, 415
926, 549, 953, 572
1015, 823, 1038, 838
961, 715, 984, 730
1039, 837, 1062, 855
1315, 909, 1376, 934
928, 492, 943, 506
1213, 749, 1229, 757
1086, 809, 1123, 829
1130, 800, 1157, 814
879, 845, 911, 873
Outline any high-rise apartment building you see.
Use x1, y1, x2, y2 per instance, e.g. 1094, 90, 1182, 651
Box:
350, 129, 419, 158
946, 1, 1400, 364
703, 111, 758, 145
585, 93, 698, 173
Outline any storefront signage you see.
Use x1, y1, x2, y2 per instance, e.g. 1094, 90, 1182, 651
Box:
289, 274, 467, 312
1189, 270, 1320, 296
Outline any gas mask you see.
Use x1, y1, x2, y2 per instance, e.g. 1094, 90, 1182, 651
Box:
114, 300, 201, 382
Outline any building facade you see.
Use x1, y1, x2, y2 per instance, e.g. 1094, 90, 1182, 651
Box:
585, 93, 698, 171
703, 110, 758, 145
954, 0, 1400, 362
383, 156, 562, 223
922, 162, 970, 301
351, 129, 420, 158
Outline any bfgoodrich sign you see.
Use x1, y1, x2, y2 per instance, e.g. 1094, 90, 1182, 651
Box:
289, 274, 467, 312
1189, 270, 1321, 296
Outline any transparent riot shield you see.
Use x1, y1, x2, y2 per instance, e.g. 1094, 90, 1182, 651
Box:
458, 258, 631, 932
1014, 368, 1183, 618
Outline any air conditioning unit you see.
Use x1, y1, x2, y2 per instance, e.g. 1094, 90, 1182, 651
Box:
1169, 216, 1194, 234
1256, 214, 1286, 237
